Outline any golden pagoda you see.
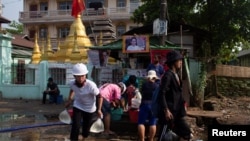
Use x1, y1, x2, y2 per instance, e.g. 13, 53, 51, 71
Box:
41, 33, 55, 62
55, 14, 92, 63
31, 32, 41, 64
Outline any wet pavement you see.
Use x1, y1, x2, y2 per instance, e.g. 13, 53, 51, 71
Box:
0, 98, 139, 141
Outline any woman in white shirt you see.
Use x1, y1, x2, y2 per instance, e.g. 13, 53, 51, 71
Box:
126, 37, 144, 51
65, 63, 100, 141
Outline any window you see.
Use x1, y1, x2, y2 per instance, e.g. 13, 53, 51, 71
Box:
29, 29, 36, 39
12, 60, 25, 84
117, 0, 126, 7
89, 2, 103, 10
117, 25, 126, 37
58, 1, 72, 10
39, 27, 48, 39
58, 27, 70, 38
130, 0, 140, 13
86, 26, 93, 35
49, 68, 66, 85
40, 2, 48, 11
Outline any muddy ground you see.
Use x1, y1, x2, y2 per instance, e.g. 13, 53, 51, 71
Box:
0, 96, 249, 141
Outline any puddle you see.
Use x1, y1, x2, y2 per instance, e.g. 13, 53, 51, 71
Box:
0, 112, 49, 140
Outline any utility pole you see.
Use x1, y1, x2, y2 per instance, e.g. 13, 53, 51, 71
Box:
159, 0, 167, 46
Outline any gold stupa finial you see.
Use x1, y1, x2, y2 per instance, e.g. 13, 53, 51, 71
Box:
46, 33, 52, 52
31, 32, 41, 64
33, 32, 40, 53
41, 32, 55, 62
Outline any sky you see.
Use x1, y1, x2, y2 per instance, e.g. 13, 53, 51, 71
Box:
1, 0, 23, 27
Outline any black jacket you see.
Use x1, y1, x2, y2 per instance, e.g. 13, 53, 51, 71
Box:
158, 70, 186, 118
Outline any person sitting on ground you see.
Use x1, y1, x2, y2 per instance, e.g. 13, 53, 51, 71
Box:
97, 82, 126, 135
42, 77, 60, 104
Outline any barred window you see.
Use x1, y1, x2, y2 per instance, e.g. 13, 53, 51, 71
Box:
117, 0, 126, 7
39, 27, 48, 39
58, 27, 70, 38
14, 60, 25, 84
58, 1, 72, 10
11, 61, 36, 85
40, 2, 48, 11
117, 25, 126, 37
49, 68, 66, 85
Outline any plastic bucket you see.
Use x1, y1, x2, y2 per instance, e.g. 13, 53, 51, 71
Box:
111, 108, 123, 121
129, 109, 139, 123
67, 109, 73, 117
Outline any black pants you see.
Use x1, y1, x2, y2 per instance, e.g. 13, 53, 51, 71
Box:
157, 116, 191, 141
70, 107, 98, 140
42, 92, 58, 104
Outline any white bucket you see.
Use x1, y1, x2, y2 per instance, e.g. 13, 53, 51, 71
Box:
90, 118, 104, 133
59, 109, 72, 124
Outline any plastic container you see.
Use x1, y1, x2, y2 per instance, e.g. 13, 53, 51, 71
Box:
129, 109, 139, 123
67, 109, 73, 117
56, 95, 64, 104
111, 108, 123, 121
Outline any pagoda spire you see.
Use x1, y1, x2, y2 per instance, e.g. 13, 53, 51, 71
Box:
31, 32, 41, 64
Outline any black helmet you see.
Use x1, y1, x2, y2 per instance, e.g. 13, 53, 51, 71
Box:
165, 50, 183, 65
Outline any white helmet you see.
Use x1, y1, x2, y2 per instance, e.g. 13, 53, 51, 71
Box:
72, 63, 89, 75
118, 82, 126, 94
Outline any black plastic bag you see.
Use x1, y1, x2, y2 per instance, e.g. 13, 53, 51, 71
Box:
159, 125, 179, 141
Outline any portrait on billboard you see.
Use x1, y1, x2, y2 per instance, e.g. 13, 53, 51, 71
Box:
122, 35, 149, 53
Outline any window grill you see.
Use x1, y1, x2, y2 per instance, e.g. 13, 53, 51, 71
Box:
49, 68, 66, 85
10, 62, 35, 85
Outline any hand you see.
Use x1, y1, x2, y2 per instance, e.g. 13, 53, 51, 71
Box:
110, 101, 117, 108
97, 110, 103, 119
65, 101, 71, 108
165, 109, 174, 121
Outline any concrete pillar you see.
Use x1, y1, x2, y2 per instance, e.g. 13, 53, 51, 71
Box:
0, 33, 13, 84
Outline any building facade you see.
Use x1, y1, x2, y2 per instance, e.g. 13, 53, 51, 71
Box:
19, 0, 142, 49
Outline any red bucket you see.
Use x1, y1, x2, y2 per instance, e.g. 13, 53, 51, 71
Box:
68, 109, 73, 117
129, 109, 139, 123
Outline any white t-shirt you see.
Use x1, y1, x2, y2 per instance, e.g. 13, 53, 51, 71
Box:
68, 79, 99, 113
127, 45, 144, 51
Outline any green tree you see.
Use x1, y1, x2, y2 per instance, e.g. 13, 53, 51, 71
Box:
132, 0, 250, 104
194, 0, 250, 63
6, 20, 23, 34
132, 0, 250, 63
